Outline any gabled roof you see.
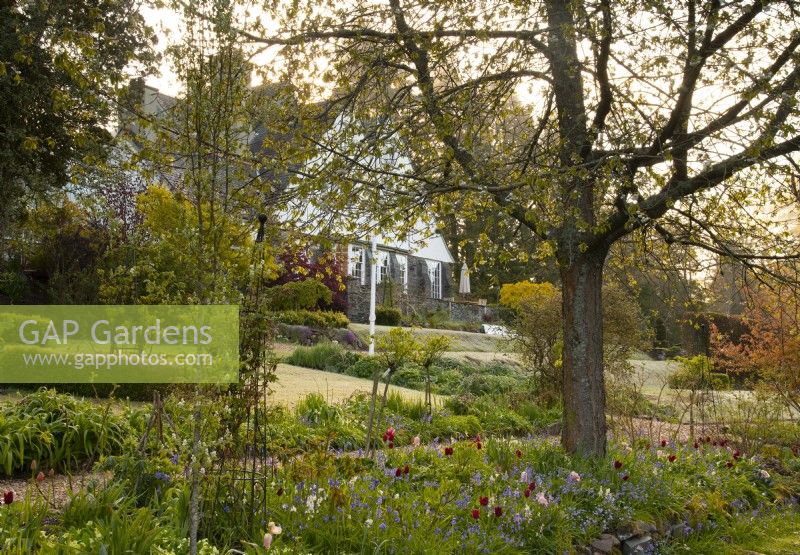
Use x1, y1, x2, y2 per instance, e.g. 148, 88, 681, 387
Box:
119, 81, 456, 265
349, 229, 454, 264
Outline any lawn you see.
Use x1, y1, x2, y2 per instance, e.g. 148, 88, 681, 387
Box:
269, 363, 440, 407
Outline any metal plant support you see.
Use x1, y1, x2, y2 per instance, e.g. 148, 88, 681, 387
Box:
200, 213, 278, 544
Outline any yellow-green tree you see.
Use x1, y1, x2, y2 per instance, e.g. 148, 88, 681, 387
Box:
245, 0, 800, 455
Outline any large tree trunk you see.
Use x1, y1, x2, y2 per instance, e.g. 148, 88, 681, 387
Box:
560, 249, 607, 456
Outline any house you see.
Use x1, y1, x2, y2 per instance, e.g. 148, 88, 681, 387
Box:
119, 80, 491, 324
341, 232, 456, 323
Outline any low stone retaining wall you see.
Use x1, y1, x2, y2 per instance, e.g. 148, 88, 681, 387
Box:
346, 277, 498, 324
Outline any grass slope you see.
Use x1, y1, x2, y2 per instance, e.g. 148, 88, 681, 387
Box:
349, 323, 508, 352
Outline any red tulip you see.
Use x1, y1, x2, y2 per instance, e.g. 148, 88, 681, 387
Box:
471, 508, 480, 520
388, 442, 394, 449
523, 489, 531, 498
395, 467, 402, 477
3, 490, 13, 505
613, 460, 623, 469
668, 454, 677, 462
36, 471, 45, 482
444, 446, 454, 456
660, 439, 667, 447
476, 441, 482, 450
494, 506, 503, 517
479, 496, 489, 507
528, 481, 536, 490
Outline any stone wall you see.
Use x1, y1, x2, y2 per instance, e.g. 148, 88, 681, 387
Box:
345, 253, 495, 324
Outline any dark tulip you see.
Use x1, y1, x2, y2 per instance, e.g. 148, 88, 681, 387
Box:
479, 496, 489, 506
395, 467, 402, 477
471, 508, 480, 520
614, 460, 623, 469
3, 491, 13, 505
494, 506, 503, 517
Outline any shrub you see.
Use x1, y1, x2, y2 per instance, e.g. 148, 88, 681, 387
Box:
668, 355, 730, 390
375, 305, 402, 326
427, 415, 482, 439
392, 365, 424, 390
272, 309, 349, 329
284, 342, 360, 374
271, 248, 348, 311
499, 280, 558, 311
277, 323, 317, 345
327, 328, 367, 349
264, 278, 332, 311
349, 357, 383, 379
471, 402, 533, 435
459, 373, 519, 396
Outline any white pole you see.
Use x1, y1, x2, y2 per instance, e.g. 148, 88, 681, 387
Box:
368, 236, 378, 356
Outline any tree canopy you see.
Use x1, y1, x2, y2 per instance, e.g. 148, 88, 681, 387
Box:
239, 0, 800, 455
0, 0, 156, 231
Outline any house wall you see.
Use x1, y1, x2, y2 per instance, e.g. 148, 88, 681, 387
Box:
345, 253, 494, 324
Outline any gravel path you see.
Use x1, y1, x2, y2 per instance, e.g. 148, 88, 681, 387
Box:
0, 470, 112, 510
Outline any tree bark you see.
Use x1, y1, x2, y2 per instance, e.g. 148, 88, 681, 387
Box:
560, 249, 608, 456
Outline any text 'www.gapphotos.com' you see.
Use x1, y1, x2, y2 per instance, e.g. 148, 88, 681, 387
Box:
21, 351, 215, 370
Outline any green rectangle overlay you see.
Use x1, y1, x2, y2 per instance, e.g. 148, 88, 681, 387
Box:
0, 305, 239, 383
